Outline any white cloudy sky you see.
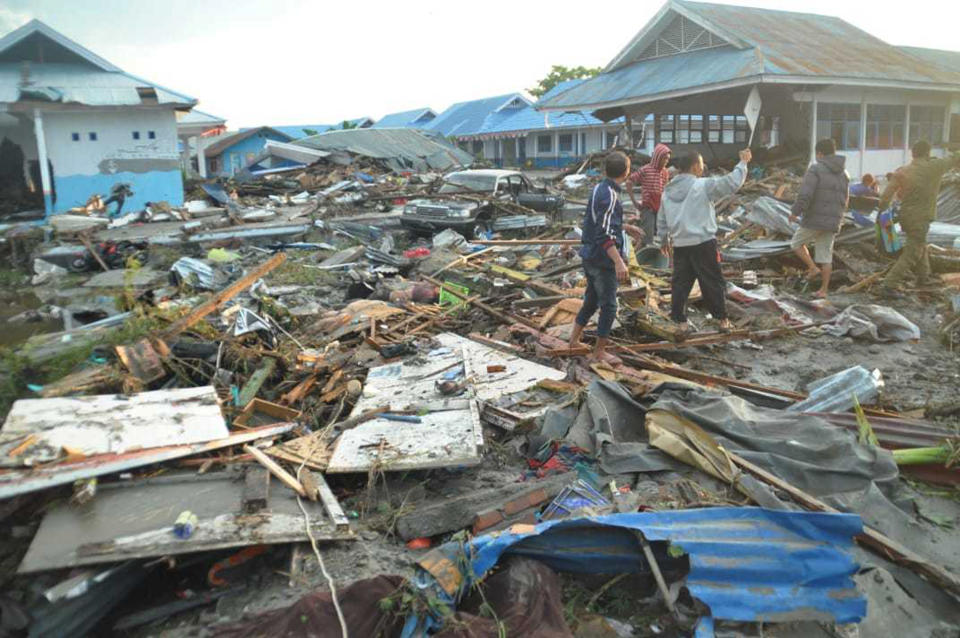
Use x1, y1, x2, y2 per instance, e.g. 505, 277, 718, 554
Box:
2, 0, 958, 128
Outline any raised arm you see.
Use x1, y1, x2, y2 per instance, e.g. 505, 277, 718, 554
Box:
703, 148, 751, 202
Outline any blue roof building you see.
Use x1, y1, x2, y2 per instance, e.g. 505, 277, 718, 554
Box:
538, 0, 960, 177
0, 19, 203, 216
426, 86, 633, 169
371, 107, 437, 129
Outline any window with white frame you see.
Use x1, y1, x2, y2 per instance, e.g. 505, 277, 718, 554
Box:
559, 134, 573, 152
537, 135, 552, 153
909, 106, 945, 145
657, 114, 675, 143
816, 103, 860, 151
708, 115, 721, 143
471, 141, 483, 155
866, 105, 905, 149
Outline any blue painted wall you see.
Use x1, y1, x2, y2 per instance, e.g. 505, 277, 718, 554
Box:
209, 130, 293, 177
54, 170, 184, 214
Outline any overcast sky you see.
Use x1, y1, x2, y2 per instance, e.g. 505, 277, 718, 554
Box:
2, 0, 958, 129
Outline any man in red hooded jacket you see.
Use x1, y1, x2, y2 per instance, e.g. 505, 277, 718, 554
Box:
626, 143, 672, 247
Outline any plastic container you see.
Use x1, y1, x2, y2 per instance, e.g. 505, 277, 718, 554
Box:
787, 366, 884, 414
173, 510, 198, 539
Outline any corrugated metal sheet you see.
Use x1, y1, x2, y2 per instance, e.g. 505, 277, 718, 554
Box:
203, 126, 294, 158
418, 507, 865, 625
0, 63, 195, 106
295, 128, 473, 171
426, 93, 525, 137
681, 0, 960, 83
540, 0, 960, 112
371, 107, 436, 129
540, 46, 761, 110
899, 46, 960, 74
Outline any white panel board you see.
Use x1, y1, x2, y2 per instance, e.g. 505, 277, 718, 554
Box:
1, 386, 228, 461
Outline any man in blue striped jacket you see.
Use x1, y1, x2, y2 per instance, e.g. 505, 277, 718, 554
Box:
569, 151, 644, 359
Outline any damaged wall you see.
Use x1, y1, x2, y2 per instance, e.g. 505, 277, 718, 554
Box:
41, 107, 184, 213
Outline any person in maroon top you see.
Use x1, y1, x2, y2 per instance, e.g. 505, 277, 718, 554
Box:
626, 143, 671, 247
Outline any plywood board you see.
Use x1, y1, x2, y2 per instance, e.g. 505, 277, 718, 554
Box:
326, 334, 563, 473
1, 386, 227, 463
19, 470, 354, 573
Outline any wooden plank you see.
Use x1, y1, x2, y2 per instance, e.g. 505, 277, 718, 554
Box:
311, 471, 350, 532
242, 468, 270, 513
421, 275, 540, 330
237, 358, 277, 408
472, 240, 579, 246
243, 444, 307, 497
164, 253, 286, 338
729, 450, 960, 599
115, 338, 166, 384
2, 386, 228, 461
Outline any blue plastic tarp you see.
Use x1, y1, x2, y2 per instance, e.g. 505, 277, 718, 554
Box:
416, 507, 865, 632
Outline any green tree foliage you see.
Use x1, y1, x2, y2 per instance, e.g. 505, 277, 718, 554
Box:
529, 65, 602, 98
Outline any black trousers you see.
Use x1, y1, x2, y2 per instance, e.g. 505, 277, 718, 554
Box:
671, 239, 726, 323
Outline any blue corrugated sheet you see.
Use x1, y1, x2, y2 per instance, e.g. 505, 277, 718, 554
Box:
426, 93, 524, 137
417, 508, 866, 628
269, 124, 332, 139
371, 108, 437, 129
540, 0, 960, 112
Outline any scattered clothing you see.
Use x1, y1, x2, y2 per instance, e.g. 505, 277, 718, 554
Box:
790, 227, 836, 264
850, 182, 879, 198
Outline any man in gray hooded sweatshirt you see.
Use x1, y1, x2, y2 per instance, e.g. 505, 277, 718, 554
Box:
658, 148, 752, 333
788, 138, 849, 299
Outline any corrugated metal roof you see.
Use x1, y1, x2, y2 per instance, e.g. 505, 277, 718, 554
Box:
0, 63, 195, 106
540, 0, 960, 112
419, 507, 866, 626
679, 0, 960, 83
0, 20, 196, 107
178, 109, 226, 126
426, 93, 527, 137
269, 124, 332, 139
294, 127, 473, 171
371, 107, 437, 129
899, 46, 960, 74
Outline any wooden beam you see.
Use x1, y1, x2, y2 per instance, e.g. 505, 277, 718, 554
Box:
237, 358, 278, 408
164, 253, 286, 338
243, 444, 306, 497
421, 275, 540, 330
472, 239, 579, 246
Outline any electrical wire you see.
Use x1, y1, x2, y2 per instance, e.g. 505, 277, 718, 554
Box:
295, 439, 348, 638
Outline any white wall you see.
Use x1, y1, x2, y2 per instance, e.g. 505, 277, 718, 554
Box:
43, 108, 179, 176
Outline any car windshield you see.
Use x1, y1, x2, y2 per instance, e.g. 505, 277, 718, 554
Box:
439, 173, 498, 194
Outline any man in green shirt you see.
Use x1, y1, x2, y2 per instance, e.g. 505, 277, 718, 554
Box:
879, 140, 960, 291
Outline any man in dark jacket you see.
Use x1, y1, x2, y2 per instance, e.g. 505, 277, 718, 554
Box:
569, 152, 643, 359
788, 138, 849, 299
879, 141, 960, 292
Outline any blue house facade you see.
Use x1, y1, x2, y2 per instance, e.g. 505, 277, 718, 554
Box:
201, 127, 295, 177
0, 20, 198, 216
425, 84, 634, 169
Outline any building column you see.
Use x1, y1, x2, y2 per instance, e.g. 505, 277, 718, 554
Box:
858, 95, 867, 177
943, 102, 952, 148
904, 104, 911, 165
809, 97, 818, 165
198, 138, 207, 178
179, 134, 192, 177
32, 108, 53, 217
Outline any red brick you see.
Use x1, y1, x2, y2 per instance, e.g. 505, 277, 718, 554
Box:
503, 488, 549, 516
472, 509, 505, 534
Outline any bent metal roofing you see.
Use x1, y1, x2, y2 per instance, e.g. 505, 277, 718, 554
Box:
0, 20, 195, 107
539, 0, 960, 112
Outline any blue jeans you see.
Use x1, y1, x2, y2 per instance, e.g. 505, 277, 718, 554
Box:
575, 261, 617, 337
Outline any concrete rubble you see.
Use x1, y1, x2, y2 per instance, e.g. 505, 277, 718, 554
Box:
0, 139, 958, 638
